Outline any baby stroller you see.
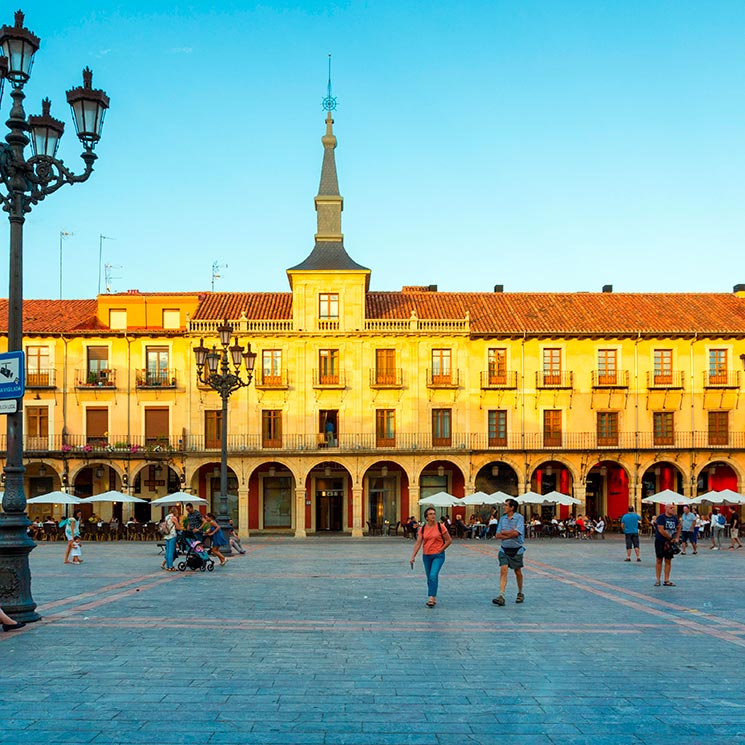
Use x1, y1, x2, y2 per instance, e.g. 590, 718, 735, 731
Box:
176, 530, 215, 572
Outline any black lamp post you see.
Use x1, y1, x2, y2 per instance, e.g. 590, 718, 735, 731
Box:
0, 10, 109, 622
194, 321, 256, 552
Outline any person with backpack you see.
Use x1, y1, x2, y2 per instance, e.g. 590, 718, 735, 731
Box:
709, 508, 726, 550
492, 498, 526, 606
410, 507, 452, 607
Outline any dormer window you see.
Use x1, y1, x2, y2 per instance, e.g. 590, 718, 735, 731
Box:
319, 293, 339, 320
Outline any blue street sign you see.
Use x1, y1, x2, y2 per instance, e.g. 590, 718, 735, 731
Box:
0, 351, 25, 399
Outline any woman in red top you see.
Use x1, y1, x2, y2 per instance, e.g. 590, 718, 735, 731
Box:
410, 507, 453, 607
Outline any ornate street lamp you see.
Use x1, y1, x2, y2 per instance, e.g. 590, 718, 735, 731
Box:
0, 10, 110, 622
194, 321, 256, 552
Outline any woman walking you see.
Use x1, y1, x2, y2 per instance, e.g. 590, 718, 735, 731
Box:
409, 507, 452, 607
204, 512, 229, 566
161, 506, 181, 571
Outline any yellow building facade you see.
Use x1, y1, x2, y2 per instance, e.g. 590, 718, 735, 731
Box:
3, 111, 745, 535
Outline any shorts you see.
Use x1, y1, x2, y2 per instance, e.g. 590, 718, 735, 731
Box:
498, 549, 524, 570
732, 528, 739, 538
624, 533, 639, 550
655, 541, 674, 560
681, 530, 696, 544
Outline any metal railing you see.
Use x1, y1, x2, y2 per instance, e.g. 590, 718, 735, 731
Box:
369, 368, 403, 388
254, 369, 289, 389
426, 369, 461, 388
591, 370, 629, 388
10, 430, 745, 455
480, 370, 518, 389
647, 371, 685, 389
536, 371, 574, 389
26, 369, 57, 388
703, 370, 740, 388
312, 369, 346, 388
136, 369, 178, 388
75, 368, 116, 388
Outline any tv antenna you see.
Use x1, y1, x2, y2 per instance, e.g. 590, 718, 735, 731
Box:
212, 261, 227, 291
104, 263, 122, 294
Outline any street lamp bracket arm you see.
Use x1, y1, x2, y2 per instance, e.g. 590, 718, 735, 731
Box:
23, 150, 96, 205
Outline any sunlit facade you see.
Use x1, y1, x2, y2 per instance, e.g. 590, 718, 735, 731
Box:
3, 112, 745, 534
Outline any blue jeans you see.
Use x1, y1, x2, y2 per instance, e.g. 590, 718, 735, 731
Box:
165, 536, 177, 568
422, 552, 445, 597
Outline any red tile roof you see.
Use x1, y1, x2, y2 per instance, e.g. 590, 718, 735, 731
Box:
192, 293, 292, 321
4, 292, 745, 336
366, 292, 745, 335
0, 300, 99, 334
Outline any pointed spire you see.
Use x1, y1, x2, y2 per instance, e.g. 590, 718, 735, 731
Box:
286, 61, 370, 281
315, 55, 343, 241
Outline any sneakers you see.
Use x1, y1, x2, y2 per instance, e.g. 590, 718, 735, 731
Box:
492, 595, 506, 606
516, 592, 525, 603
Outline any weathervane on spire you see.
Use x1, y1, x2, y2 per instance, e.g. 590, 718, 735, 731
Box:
322, 53, 337, 112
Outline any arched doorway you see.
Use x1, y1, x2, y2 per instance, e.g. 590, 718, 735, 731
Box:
195, 463, 239, 525
308, 461, 350, 532
252, 462, 295, 531
697, 461, 738, 494
132, 463, 180, 521
586, 461, 629, 519
641, 462, 684, 521
364, 461, 408, 530
531, 460, 574, 519
419, 460, 465, 520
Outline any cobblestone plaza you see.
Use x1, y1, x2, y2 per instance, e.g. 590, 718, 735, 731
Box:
2, 536, 744, 744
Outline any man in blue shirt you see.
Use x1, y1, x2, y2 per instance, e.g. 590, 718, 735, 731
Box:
620, 505, 642, 562
679, 504, 697, 555
492, 498, 525, 606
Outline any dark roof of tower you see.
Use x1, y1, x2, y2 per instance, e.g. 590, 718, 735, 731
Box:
287, 241, 369, 272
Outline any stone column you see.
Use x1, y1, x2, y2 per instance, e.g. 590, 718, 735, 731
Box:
294, 486, 307, 538
409, 484, 420, 519
351, 485, 363, 538
573, 484, 587, 513
238, 485, 250, 538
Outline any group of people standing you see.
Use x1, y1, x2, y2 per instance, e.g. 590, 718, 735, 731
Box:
160, 503, 245, 570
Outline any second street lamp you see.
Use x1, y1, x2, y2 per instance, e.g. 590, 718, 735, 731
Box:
194, 321, 256, 552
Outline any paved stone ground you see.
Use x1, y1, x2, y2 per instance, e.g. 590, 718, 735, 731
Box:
2, 533, 745, 744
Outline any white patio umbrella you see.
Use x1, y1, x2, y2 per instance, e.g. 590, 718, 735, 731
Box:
641, 489, 690, 505
83, 490, 147, 504
418, 491, 460, 507
516, 490, 555, 505
489, 491, 515, 504
461, 491, 496, 506
543, 490, 581, 506
27, 491, 84, 505
150, 492, 208, 506
690, 489, 745, 506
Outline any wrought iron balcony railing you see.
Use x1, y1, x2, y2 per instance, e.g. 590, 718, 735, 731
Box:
26, 369, 57, 388
369, 368, 403, 388
647, 371, 684, 389
75, 368, 116, 388
9, 430, 745, 456
536, 371, 573, 389
480, 370, 518, 389
591, 370, 629, 388
703, 370, 740, 388
312, 369, 346, 388
136, 369, 177, 388
426, 369, 461, 388
254, 369, 289, 389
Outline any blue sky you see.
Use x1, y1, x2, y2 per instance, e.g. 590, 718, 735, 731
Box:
4, 1, 745, 299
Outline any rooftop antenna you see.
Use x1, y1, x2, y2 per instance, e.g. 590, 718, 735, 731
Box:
98, 235, 115, 294
59, 231, 73, 300
322, 53, 337, 112
104, 263, 122, 294
212, 260, 227, 291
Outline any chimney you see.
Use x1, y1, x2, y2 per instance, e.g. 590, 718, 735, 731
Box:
602, 284, 613, 293
494, 284, 504, 293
